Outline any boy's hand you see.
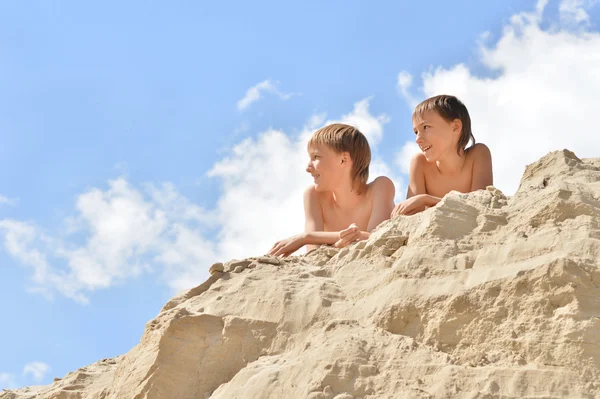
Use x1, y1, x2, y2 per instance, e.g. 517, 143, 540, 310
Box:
392, 194, 428, 217
334, 223, 360, 248
269, 234, 306, 257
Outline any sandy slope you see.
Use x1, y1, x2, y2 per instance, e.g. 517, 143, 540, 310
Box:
3, 149, 600, 399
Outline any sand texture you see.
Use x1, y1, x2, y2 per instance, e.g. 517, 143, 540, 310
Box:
3, 150, 600, 398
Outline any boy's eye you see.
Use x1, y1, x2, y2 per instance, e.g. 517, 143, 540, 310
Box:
423, 125, 429, 130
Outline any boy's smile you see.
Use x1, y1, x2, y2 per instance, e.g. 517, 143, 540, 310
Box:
413, 110, 460, 162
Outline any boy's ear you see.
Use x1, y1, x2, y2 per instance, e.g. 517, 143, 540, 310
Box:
452, 119, 463, 135
340, 152, 350, 165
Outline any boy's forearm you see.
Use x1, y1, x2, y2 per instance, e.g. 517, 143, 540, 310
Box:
302, 231, 341, 245
423, 194, 442, 207
303, 230, 371, 246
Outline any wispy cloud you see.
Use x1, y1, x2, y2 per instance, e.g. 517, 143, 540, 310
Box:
558, 0, 599, 25
0, 194, 17, 206
0, 372, 17, 389
0, 181, 217, 303
236, 80, 300, 110
396, 71, 417, 108
23, 362, 50, 383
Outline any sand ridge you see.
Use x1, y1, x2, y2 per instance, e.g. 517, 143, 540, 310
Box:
2, 149, 600, 398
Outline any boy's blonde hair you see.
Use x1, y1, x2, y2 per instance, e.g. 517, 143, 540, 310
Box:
308, 123, 371, 193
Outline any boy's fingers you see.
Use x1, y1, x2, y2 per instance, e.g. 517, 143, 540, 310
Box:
342, 233, 358, 247
272, 243, 286, 257
340, 226, 359, 238
334, 239, 345, 248
340, 229, 354, 239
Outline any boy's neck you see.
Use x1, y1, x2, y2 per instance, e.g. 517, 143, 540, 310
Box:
330, 181, 365, 209
435, 150, 466, 176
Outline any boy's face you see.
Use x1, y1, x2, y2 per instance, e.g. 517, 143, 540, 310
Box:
306, 144, 347, 191
412, 110, 461, 162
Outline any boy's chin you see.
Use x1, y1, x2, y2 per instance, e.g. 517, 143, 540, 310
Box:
423, 152, 437, 162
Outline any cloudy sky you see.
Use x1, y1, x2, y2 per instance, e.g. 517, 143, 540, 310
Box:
1, 0, 599, 390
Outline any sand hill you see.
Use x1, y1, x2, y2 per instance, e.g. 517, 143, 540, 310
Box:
2, 149, 600, 399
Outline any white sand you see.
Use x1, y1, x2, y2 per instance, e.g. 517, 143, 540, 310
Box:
3, 149, 599, 399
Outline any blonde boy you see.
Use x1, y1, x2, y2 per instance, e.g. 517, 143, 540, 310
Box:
392, 95, 493, 216
269, 123, 395, 257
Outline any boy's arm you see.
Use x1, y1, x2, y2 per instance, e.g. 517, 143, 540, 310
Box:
470, 144, 493, 191
393, 154, 431, 217
270, 187, 365, 257
366, 176, 396, 232
406, 153, 427, 199
304, 185, 326, 252
269, 186, 329, 257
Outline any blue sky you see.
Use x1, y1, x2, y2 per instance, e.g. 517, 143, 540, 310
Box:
2, 0, 600, 389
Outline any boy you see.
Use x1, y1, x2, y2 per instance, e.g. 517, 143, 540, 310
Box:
392, 94, 493, 217
269, 123, 395, 257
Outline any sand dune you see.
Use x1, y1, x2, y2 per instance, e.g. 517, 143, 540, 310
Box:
3, 149, 599, 399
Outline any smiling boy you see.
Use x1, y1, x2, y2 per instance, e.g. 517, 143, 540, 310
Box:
269, 123, 395, 257
392, 94, 493, 216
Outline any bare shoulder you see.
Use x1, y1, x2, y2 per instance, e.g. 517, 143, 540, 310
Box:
304, 184, 330, 205
408, 151, 431, 175
367, 176, 395, 198
410, 151, 428, 168
467, 143, 492, 161
304, 184, 319, 201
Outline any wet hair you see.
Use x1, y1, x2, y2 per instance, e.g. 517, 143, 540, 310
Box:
308, 123, 371, 193
413, 94, 475, 154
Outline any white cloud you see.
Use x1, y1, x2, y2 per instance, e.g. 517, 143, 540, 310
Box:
23, 362, 50, 383
236, 80, 300, 110
396, 0, 600, 195
397, 71, 417, 108
0, 372, 17, 389
334, 98, 390, 146
1, 99, 395, 299
0, 220, 52, 285
0, 179, 217, 302
558, 0, 598, 24
395, 142, 420, 176
0, 194, 17, 206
